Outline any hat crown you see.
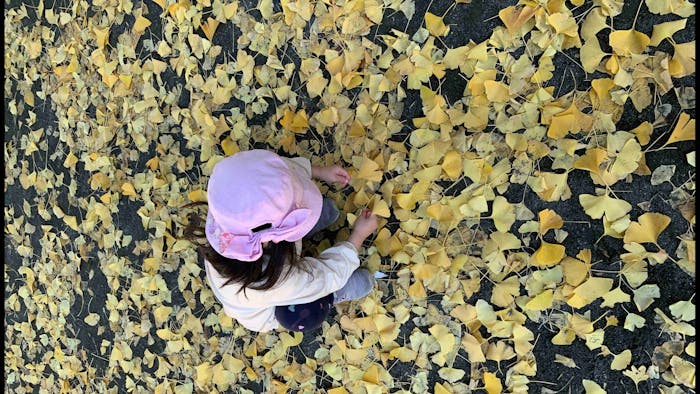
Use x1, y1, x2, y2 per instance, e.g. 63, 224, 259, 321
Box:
204, 150, 323, 261
207, 150, 301, 234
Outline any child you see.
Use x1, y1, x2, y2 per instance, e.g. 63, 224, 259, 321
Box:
183, 150, 378, 332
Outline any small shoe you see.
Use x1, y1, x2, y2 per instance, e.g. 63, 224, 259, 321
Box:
333, 268, 375, 304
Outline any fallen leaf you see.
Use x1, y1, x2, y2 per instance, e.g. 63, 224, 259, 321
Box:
633, 284, 660, 312
623, 213, 671, 245
650, 165, 676, 185
483, 372, 502, 394
609, 29, 650, 56
611, 350, 632, 370
582, 379, 607, 393
663, 112, 695, 146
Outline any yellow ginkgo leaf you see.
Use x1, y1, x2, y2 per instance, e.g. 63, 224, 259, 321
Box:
389, 347, 417, 362
153, 305, 172, 325
645, 0, 695, 17
483, 372, 502, 394
630, 121, 653, 145
259, 0, 273, 18
581, 7, 608, 41
623, 212, 671, 245
670, 355, 696, 387
512, 325, 534, 356
624, 313, 646, 331
279, 109, 308, 133
538, 209, 563, 235
552, 327, 576, 345
63, 215, 80, 231
498, 5, 536, 34
201, 18, 219, 41
280, 332, 303, 347
530, 241, 566, 267
356, 156, 383, 182
132, 15, 152, 34
548, 103, 594, 139
547, 12, 578, 38
669, 299, 695, 322
306, 71, 327, 98
650, 19, 687, 46
600, 287, 630, 308
609, 29, 650, 56
427, 203, 454, 223
93, 27, 109, 49
663, 112, 695, 146
122, 182, 137, 196
425, 12, 448, 37
669, 41, 695, 77
188, 189, 207, 202
371, 197, 391, 218
484, 80, 511, 102
420, 86, 450, 125
610, 138, 642, 178
461, 333, 486, 363
222, 1, 238, 19
574, 147, 608, 175
364, 0, 383, 24
561, 256, 590, 286
580, 39, 607, 73
84, 313, 100, 326
582, 379, 607, 394
555, 354, 578, 368
579, 194, 632, 222
195, 362, 213, 389
396, 182, 428, 211
568, 277, 614, 308
527, 171, 571, 202
425, 104, 449, 125
491, 196, 515, 232
602, 214, 629, 238
441, 151, 462, 179
221, 138, 239, 156
435, 381, 455, 393
491, 275, 520, 307
429, 324, 456, 358
525, 289, 554, 311
611, 350, 632, 370
408, 280, 427, 299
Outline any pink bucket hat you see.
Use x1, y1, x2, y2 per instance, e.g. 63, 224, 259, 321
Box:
205, 150, 322, 261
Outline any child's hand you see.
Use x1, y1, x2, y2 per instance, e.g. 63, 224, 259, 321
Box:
348, 209, 378, 250
313, 165, 350, 187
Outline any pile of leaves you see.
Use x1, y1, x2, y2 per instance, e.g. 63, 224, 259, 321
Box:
4, 0, 695, 392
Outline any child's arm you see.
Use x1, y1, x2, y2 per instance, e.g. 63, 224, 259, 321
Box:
347, 208, 377, 250
311, 165, 350, 187
281, 155, 349, 187
252, 210, 378, 307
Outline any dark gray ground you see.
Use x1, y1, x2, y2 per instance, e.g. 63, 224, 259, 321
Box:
4, 0, 696, 393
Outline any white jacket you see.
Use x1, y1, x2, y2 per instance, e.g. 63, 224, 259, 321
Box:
204, 241, 359, 332
203, 156, 359, 332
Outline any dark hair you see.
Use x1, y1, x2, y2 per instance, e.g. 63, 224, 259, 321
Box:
179, 202, 305, 294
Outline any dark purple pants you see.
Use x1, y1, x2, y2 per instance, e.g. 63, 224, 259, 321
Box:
275, 293, 334, 332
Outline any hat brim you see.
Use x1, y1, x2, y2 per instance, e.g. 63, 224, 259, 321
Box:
205, 169, 323, 261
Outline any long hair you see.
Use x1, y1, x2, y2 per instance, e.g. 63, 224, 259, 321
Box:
180, 202, 304, 294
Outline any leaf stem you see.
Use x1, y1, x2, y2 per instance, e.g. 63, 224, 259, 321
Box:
631, 0, 643, 31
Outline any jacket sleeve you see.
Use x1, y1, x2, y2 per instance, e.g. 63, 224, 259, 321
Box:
262, 241, 361, 306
